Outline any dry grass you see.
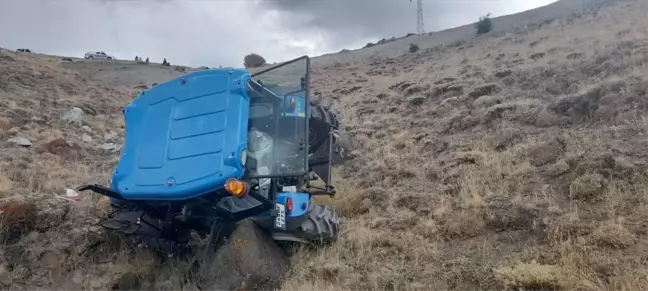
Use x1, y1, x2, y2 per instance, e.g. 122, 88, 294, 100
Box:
284, 1, 648, 290
1, 0, 647, 289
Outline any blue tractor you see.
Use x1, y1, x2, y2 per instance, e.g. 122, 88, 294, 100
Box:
77, 56, 351, 257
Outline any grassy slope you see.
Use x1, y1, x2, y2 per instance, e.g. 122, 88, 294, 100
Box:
282, 0, 648, 290
0, 0, 647, 289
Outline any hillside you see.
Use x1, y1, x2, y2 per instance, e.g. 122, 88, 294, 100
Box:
312, 0, 624, 64
1, 0, 648, 290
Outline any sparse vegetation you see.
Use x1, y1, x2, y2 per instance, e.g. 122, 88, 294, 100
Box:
475, 13, 493, 35
243, 53, 266, 68
409, 43, 420, 53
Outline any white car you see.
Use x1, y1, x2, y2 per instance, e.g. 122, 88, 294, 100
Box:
84, 51, 115, 60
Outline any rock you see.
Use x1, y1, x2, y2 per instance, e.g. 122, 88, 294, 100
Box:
82, 125, 92, 132
7, 127, 19, 134
473, 95, 502, 108
61, 107, 84, 125
103, 132, 118, 141
100, 143, 121, 152
82, 134, 92, 142
7, 136, 31, 147
193, 219, 290, 291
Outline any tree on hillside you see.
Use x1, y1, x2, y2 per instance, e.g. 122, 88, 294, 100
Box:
409, 43, 420, 53
475, 13, 493, 35
244, 53, 266, 68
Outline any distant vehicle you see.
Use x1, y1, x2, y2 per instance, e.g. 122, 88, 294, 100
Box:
17, 48, 32, 53
84, 51, 115, 60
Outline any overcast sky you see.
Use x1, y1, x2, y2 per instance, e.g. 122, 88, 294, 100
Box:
1, 0, 556, 67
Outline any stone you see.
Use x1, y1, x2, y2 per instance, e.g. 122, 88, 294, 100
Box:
100, 143, 119, 151
193, 219, 290, 291
61, 107, 84, 124
7, 136, 31, 147
103, 131, 118, 141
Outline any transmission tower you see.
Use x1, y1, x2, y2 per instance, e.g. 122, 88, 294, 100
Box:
411, 0, 425, 35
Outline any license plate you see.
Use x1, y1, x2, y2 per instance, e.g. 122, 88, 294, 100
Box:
274, 203, 286, 230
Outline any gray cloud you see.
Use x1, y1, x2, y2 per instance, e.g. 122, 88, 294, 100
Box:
1, 0, 333, 67
1, 0, 556, 68
258, 0, 557, 47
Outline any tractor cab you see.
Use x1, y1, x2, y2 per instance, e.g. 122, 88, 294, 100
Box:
243, 58, 310, 182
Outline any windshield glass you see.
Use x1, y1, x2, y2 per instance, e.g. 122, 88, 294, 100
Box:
244, 56, 309, 178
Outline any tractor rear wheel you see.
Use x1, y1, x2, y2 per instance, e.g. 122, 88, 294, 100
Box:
309, 103, 353, 165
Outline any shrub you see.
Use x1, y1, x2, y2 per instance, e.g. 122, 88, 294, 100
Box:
475, 13, 493, 35
409, 43, 420, 53
244, 53, 266, 68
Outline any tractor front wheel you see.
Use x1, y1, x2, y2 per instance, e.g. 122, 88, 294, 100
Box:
289, 204, 340, 245
300, 204, 340, 244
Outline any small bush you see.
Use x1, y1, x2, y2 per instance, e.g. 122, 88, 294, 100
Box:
409, 43, 420, 53
244, 53, 266, 68
475, 13, 493, 35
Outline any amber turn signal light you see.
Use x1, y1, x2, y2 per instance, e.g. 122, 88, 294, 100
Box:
224, 178, 247, 198
286, 198, 293, 214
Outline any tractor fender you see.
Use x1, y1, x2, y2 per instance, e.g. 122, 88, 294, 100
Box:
276, 192, 310, 218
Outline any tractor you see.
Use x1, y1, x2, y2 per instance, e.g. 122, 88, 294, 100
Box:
77, 56, 351, 258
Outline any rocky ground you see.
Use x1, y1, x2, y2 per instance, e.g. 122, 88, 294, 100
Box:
1, 0, 648, 290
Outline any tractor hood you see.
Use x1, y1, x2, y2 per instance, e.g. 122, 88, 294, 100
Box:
110, 68, 251, 200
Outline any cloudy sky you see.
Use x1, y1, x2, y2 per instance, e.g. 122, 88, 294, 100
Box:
1, 0, 556, 67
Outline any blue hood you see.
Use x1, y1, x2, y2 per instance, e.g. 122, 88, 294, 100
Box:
111, 68, 251, 200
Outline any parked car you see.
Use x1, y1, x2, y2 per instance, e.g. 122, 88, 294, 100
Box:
84, 51, 115, 60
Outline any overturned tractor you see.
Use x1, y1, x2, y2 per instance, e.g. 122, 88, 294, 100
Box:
78, 56, 351, 260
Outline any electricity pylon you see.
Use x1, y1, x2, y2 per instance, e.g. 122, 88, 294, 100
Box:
410, 0, 425, 35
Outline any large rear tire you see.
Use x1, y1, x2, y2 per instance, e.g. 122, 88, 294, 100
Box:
309, 103, 353, 165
